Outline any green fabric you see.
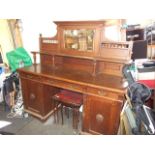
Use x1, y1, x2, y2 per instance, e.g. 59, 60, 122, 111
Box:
6, 47, 32, 72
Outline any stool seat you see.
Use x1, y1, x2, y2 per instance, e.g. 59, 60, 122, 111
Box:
52, 90, 83, 129
53, 90, 83, 107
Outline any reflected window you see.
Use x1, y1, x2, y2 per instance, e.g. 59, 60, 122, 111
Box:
64, 29, 94, 52
105, 26, 120, 41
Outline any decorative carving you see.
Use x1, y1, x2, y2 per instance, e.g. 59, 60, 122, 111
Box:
42, 39, 58, 44
101, 42, 131, 49
92, 60, 97, 77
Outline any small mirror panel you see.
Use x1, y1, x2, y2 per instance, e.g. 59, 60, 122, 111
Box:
64, 29, 94, 52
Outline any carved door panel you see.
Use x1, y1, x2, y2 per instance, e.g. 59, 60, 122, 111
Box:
21, 78, 44, 115
83, 95, 122, 135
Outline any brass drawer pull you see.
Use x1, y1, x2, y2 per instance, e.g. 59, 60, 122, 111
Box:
30, 93, 36, 100
43, 79, 54, 85
96, 114, 104, 123
27, 75, 33, 79
98, 90, 106, 96
69, 85, 76, 89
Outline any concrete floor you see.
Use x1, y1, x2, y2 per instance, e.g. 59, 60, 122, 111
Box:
0, 105, 81, 135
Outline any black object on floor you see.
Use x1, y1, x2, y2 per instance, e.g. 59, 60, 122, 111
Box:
0, 131, 14, 135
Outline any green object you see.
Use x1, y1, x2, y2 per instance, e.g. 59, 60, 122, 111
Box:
6, 47, 32, 72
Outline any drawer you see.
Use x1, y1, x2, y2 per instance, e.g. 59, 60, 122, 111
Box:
19, 72, 41, 81
42, 76, 86, 93
86, 87, 118, 99
57, 80, 86, 93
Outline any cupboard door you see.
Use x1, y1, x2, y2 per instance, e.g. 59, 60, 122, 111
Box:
21, 78, 44, 115
83, 95, 122, 135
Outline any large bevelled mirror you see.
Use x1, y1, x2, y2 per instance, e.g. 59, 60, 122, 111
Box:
64, 29, 94, 52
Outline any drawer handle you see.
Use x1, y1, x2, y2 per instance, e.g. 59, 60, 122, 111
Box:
69, 85, 76, 89
43, 79, 54, 84
30, 93, 36, 100
96, 114, 104, 123
27, 75, 33, 79
98, 90, 106, 96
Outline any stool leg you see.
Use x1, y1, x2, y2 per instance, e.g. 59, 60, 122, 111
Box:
56, 101, 59, 123
53, 100, 59, 124
53, 100, 56, 123
76, 108, 80, 129
73, 108, 79, 129
60, 104, 64, 125
65, 107, 69, 119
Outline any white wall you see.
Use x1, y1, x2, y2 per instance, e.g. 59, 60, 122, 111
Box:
21, 19, 57, 52
21, 19, 57, 63
0, 19, 14, 64
126, 19, 155, 27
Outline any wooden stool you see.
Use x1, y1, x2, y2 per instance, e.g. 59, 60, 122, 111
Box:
52, 99, 60, 123
52, 90, 83, 129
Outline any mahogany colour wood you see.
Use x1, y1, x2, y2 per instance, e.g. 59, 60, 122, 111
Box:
18, 20, 132, 134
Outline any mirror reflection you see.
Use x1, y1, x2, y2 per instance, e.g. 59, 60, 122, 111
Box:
64, 29, 94, 52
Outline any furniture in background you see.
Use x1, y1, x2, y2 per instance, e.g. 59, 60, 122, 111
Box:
138, 80, 155, 109
126, 27, 147, 60
0, 51, 3, 64
0, 45, 4, 65
126, 28, 144, 41
119, 100, 137, 135
18, 21, 133, 134
132, 40, 147, 60
145, 22, 155, 58
145, 22, 155, 45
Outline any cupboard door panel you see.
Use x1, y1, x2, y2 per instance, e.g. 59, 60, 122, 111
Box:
89, 97, 111, 134
83, 95, 122, 135
21, 78, 44, 115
